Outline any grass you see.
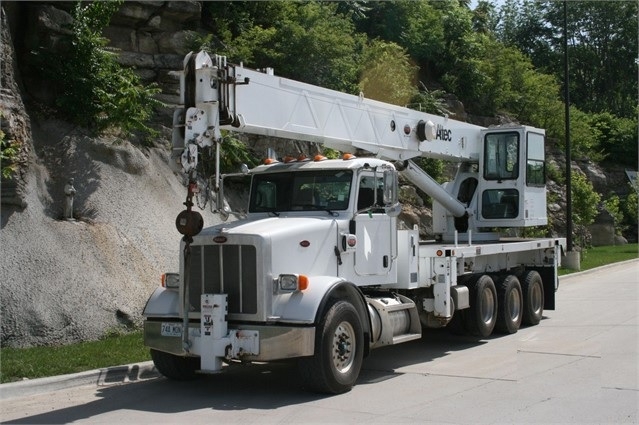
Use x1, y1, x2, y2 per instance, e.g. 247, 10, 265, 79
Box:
559, 243, 638, 275
0, 331, 150, 384
1, 244, 637, 384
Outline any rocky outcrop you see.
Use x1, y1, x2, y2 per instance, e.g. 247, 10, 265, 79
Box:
1, 6, 31, 209
19, 1, 202, 107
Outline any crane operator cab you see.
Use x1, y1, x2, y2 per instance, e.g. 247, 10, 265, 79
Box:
434, 126, 548, 237
476, 126, 547, 228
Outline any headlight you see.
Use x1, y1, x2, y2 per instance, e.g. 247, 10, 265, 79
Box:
161, 273, 180, 289
278, 274, 309, 291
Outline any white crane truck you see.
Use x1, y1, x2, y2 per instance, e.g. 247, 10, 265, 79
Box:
143, 51, 566, 394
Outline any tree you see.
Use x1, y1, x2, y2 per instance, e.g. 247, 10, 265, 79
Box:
205, 1, 364, 93
497, 0, 638, 119
359, 40, 417, 106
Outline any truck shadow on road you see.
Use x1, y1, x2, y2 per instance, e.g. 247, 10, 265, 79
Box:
3, 329, 514, 424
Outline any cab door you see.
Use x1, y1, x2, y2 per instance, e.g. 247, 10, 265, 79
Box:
353, 174, 396, 280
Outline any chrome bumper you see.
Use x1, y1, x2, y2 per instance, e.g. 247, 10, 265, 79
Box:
144, 320, 315, 361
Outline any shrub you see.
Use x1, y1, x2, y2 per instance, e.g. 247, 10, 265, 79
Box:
35, 1, 162, 137
0, 127, 19, 179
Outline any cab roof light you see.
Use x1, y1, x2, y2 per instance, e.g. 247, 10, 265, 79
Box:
263, 157, 279, 165
342, 153, 357, 160
283, 155, 297, 163
297, 154, 311, 162
314, 154, 327, 162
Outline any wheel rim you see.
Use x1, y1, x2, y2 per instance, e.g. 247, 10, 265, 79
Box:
508, 288, 522, 322
332, 321, 356, 374
480, 287, 495, 325
530, 282, 543, 316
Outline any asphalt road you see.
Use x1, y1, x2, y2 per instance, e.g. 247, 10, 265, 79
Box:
1, 260, 637, 424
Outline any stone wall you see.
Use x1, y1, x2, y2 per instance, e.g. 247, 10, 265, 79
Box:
18, 1, 202, 107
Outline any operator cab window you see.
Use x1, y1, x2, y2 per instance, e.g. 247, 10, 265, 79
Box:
526, 132, 546, 187
484, 132, 519, 181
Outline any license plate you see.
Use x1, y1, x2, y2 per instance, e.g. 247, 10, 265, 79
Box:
161, 322, 182, 337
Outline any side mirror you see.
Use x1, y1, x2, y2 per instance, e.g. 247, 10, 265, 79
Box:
383, 169, 401, 217
383, 169, 399, 205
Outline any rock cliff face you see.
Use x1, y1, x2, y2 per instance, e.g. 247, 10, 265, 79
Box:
0, 2, 221, 348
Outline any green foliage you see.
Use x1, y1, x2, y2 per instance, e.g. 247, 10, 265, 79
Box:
474, 38, 563, 122
575, 244, 639, 273
36, 1, 162, 136
622, 185, 638, 230
571, 172, 600, 226
359, 40, 417, 105
322, 147, 341, 160
0, 331, 150, 383
206, 1, 364, 93
408, 83, 450, 116
603, 195, 624, 235
219, 135, 259, 173
0, 127, 19, 179
497, 0, 638, 119
588, 112, 638, 167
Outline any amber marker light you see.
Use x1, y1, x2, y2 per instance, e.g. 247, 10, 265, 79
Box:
298, 274, 309, 290
436, 249, 443, 257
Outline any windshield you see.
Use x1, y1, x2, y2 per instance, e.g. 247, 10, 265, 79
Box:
249, 170, 353, 213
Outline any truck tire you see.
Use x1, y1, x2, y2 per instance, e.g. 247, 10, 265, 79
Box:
495, 275, 523, 334
150, 349, 200, 380
521, 270, 544, 326
298, 300, 364, 394
465, 275, 498, 338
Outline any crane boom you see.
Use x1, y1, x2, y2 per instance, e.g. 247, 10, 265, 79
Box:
174, 51, 484, 166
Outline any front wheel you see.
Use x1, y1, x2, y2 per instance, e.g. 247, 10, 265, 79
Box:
298, 300, 364, 394
150, 349, 200, 380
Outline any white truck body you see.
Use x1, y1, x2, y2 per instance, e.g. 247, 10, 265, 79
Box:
143, 52, 566, 394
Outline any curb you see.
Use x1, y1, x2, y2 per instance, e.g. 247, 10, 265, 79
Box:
0, 361, 160, 400
559, 258, 638, 280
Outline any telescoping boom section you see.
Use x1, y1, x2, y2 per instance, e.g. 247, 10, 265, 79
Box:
144, 51, 566, 394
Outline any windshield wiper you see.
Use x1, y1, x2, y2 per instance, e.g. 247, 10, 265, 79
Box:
293, 204, 338, 217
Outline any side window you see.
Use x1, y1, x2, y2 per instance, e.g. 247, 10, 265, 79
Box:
484, 132, 519, 181
482, 189, 519, 219
357, 175, 383, 211
526, 132, 545, 187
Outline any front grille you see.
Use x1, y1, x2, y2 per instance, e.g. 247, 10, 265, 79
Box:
188, 244, 258, 315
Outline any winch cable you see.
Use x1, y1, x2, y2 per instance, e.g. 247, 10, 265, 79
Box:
175, 178, 203, 353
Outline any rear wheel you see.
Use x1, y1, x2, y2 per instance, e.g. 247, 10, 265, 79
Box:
150, 349, 200, 380
495, 275, 523, 334
298, 300, 364, 394
521, 270, 544, 326
465, 275, 498, 338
